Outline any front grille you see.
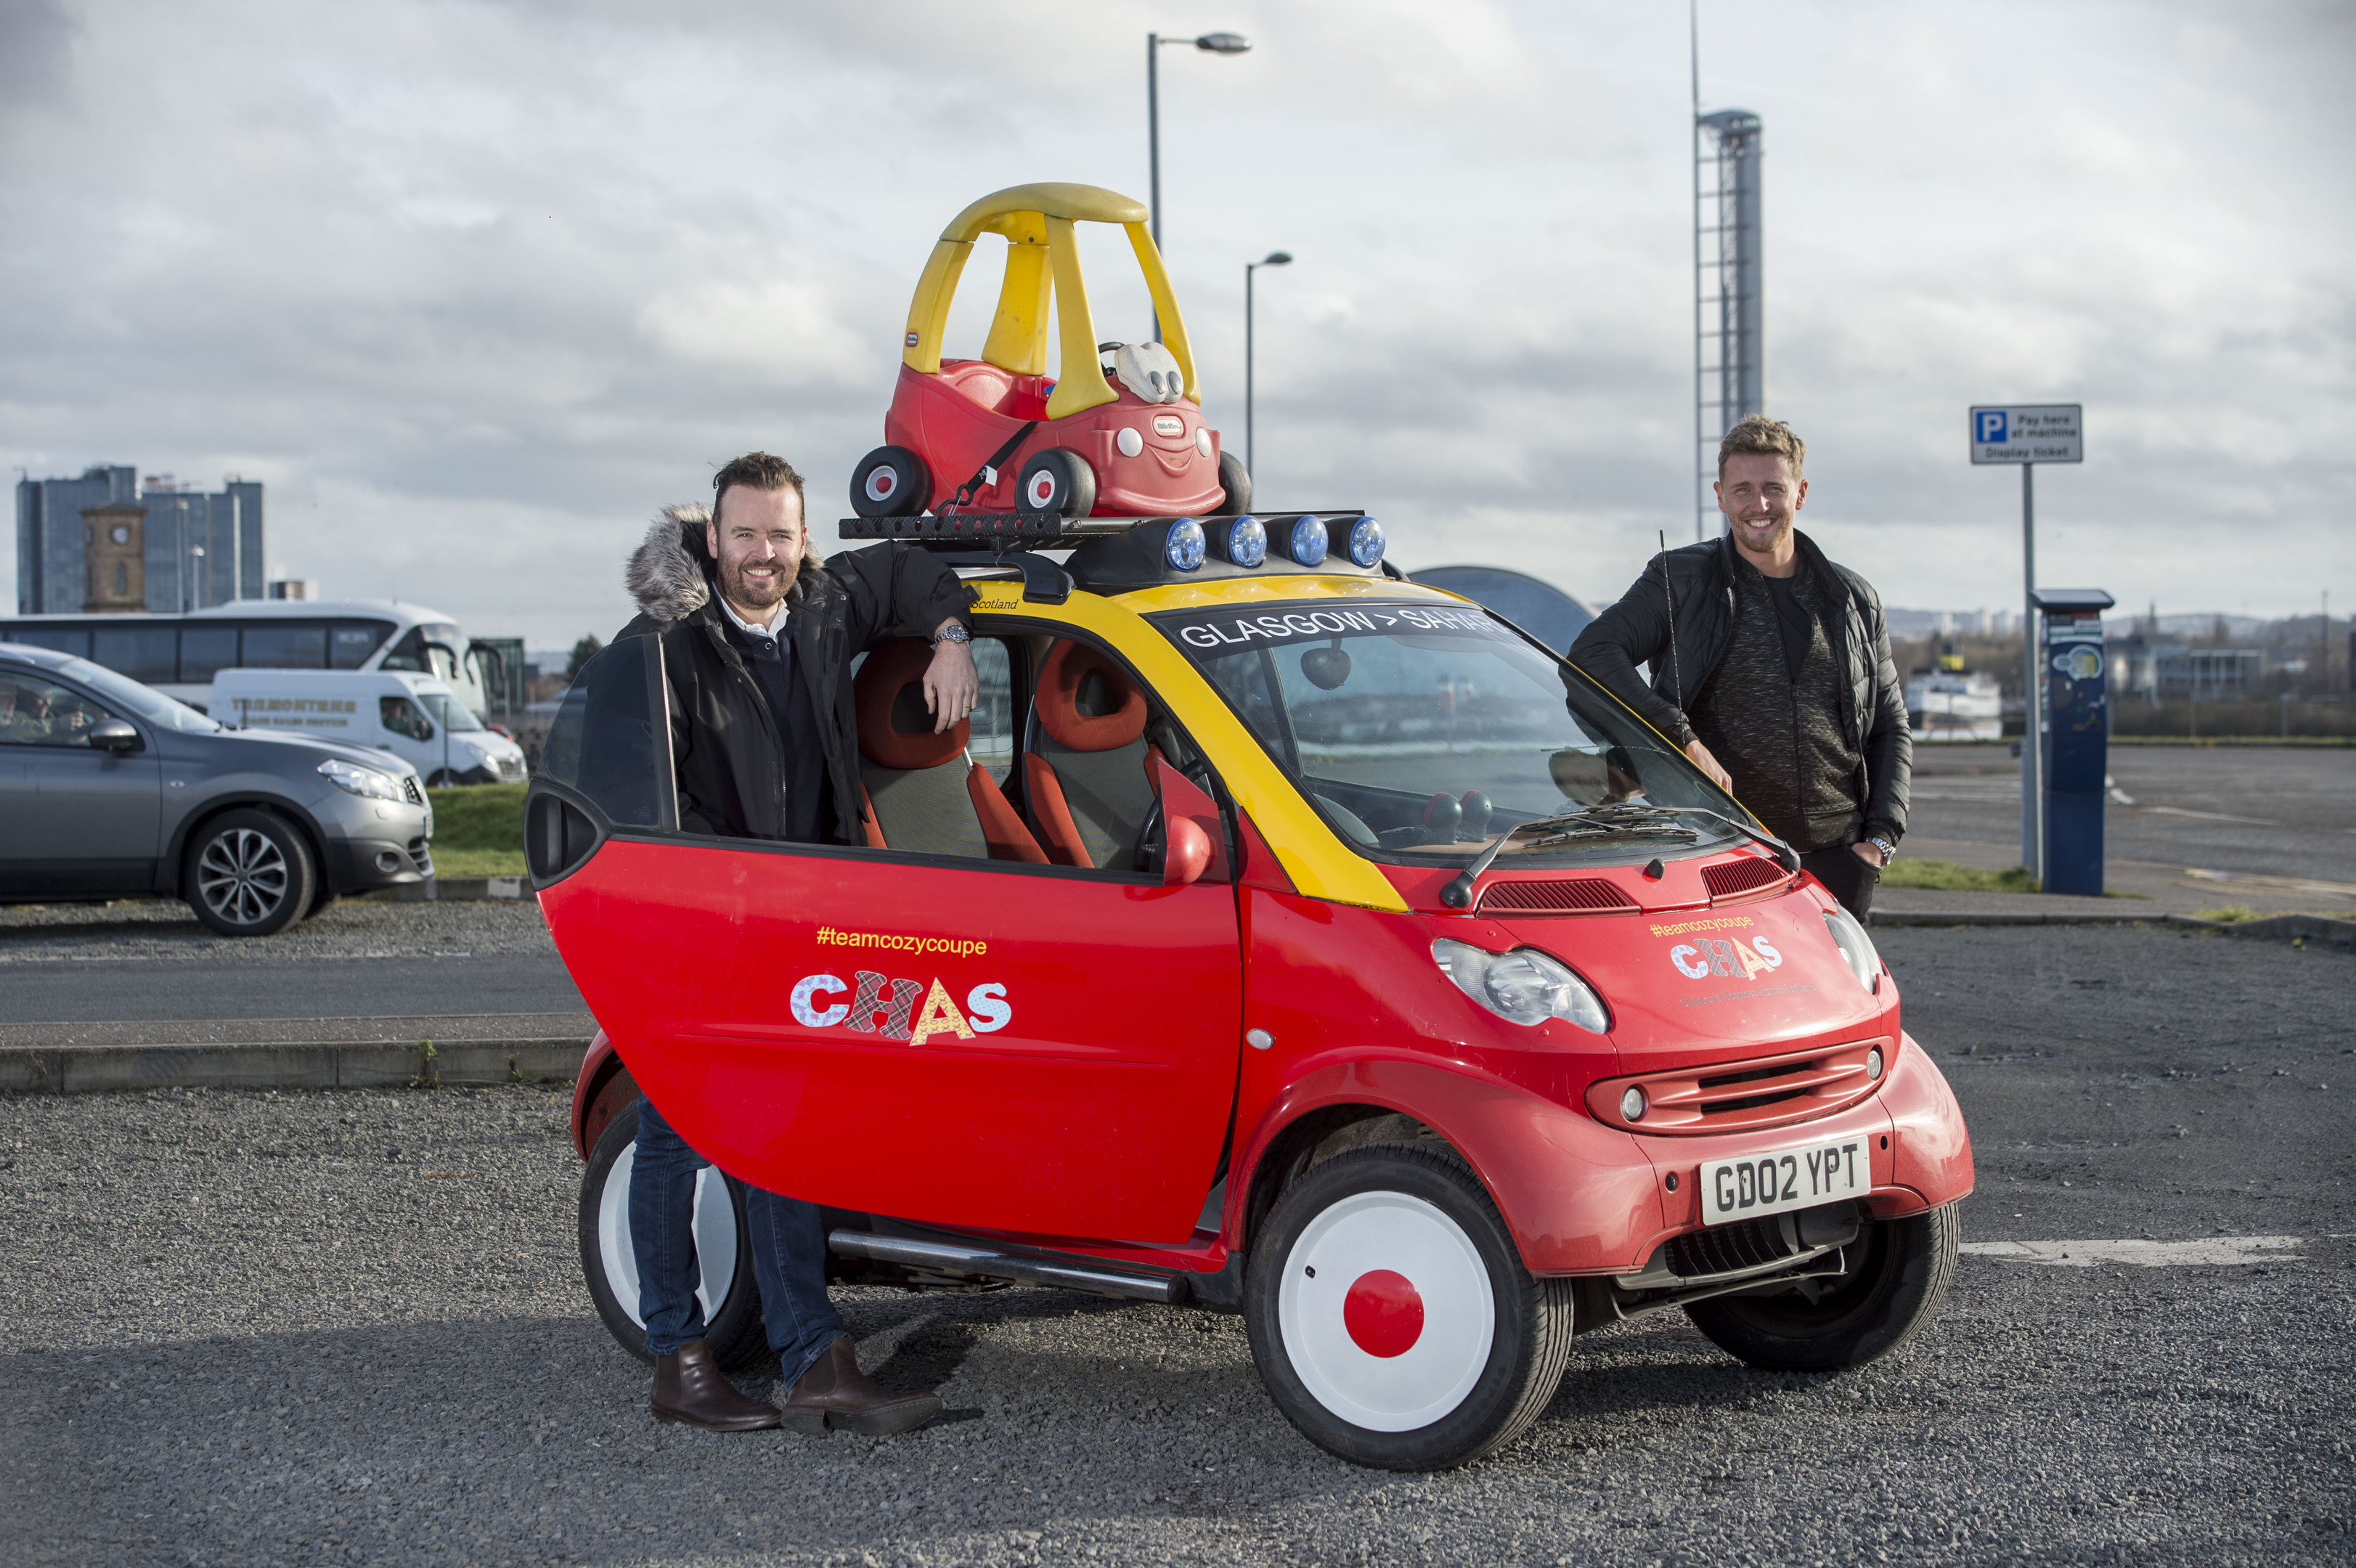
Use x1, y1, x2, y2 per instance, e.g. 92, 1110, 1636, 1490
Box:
403, 777, 425, 806
1479, 878, 1639, 915
1666, 1214, 1802, 1278
495, 755, 526, 783
1587, 1038, 1891, 1135
1703, 854, 1789, 902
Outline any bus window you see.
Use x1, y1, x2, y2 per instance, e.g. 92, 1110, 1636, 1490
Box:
241, 624, 328, 669
331, 621, 392, 670
382, 623, 465, 677
179, 626, 239, 682
2, 626, 90, 660
91, 625, 176, 685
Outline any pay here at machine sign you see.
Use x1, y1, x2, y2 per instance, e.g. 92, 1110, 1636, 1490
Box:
1970, 404, 2083, 465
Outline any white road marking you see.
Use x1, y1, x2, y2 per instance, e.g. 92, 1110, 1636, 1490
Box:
2145, 806, 2278, 827
1962, 1236, 2302, 1267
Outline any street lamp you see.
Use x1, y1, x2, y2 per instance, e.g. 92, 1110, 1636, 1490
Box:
189, 545, 207, 611
1147, 30, 1251, 251
1245, 250, 1293, 482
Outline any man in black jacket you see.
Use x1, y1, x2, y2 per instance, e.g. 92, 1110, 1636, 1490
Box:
1568, 416, 1909, 917
612, 452, 976, 1435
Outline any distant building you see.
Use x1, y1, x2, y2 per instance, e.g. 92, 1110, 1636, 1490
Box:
14, 466, 263, 614
2107, 629, 2268, 701
266, 579, 315, 600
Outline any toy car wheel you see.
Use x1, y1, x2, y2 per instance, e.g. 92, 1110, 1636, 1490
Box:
182, 808, 317, 937
578, 1098, 768, 1370
1245, 1143, 1576, 1470
850, 445, 931, 518
1218, 449, 1252, 515
1684, 1202, 1960, 1372
1016, 449, 1096, 518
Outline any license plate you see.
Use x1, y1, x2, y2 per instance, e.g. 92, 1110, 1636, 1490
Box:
1700, 1135, 1868, 1225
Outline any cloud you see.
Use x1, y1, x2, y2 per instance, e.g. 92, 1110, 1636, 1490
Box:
1, 0, 2352, 646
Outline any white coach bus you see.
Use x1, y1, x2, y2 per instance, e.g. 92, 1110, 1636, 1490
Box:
0, 600, 504, 722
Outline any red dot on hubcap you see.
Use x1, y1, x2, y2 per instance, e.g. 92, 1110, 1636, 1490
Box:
1342, 1269, 1425, 1358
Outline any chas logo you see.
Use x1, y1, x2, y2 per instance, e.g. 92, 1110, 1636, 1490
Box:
790, 971, 1011, 1046
1671, 936, 1783, 982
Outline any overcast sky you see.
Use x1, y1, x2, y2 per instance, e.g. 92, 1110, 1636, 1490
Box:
4, 0, 2350, 647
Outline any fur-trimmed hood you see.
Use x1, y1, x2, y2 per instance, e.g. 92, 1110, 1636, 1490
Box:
624, 502, 828, 625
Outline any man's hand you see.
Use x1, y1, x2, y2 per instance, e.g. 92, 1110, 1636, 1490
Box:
922, 627, 979, 735
1684, 738, 1734, 794
1851, 839, 1886, 869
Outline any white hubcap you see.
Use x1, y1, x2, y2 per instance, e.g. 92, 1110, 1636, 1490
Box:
597, 1140, 740, 1328
1278, 1189, 1495, 1432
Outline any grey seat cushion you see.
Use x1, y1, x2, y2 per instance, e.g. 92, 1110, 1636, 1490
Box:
862, 757, 989, 859
1038, 733, 1155, 870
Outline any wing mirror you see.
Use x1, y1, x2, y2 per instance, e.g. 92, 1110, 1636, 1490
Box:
1164, 816, 1212, 887
89, 719, 143, 755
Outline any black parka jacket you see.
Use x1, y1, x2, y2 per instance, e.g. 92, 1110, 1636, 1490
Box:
614, 505, 974, 844
1568, 529, 1912, 841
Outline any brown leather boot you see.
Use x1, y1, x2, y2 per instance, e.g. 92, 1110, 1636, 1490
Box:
781, 1335, 942, 1436
651, 1339, 783, 1431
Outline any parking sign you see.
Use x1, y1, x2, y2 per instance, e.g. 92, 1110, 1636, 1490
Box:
1970, 404, 2082, 465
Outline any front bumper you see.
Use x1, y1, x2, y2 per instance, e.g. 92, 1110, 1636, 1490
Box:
312, 793, 434, 892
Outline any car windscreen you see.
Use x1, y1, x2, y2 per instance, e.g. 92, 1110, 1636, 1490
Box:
416, 691, 484, 732
53, 657, 221, 733
1152, 600, 1748, 868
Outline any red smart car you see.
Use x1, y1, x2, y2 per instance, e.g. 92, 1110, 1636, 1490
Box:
533, 515, 1972, 1470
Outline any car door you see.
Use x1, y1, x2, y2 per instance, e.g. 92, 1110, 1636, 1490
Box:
529, 632, 1244, 1244
0, 666, 162, 895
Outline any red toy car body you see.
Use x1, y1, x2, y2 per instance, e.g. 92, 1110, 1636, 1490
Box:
849, 183, 1241, 524
539, 531, 1972, 1471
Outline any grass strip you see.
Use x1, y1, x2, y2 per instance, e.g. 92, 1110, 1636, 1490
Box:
1879, 858, 2041, 894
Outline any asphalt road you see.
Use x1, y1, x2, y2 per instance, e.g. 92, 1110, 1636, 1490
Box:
1, 923, 2349, 1567
1904, 744, 2356, 908
0, 899, 582, 1023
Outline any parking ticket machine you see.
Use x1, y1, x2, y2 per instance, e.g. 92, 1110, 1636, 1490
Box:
2034, 588, 2115, 897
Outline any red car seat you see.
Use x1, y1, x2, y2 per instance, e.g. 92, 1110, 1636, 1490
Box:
934, 359, 1054, 422
854, 640, 1045, 863
1026, 640, 1158, 870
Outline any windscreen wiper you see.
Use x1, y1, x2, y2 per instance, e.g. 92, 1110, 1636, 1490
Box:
1439, 803, 1792, 909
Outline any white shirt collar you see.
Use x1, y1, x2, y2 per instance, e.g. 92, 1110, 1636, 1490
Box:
717, 592, 787, 640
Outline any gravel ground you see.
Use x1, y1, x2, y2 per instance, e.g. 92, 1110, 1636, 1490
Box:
0, 899, 580, 1021
0, 926, 2349, 1567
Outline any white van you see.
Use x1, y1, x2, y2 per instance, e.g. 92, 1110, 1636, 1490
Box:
211, 669, 529, 786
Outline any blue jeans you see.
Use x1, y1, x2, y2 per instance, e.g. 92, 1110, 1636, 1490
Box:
629, 1098, 847, 1384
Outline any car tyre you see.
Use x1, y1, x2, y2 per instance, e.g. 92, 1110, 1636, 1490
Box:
1218, 449, 1252, 515
578, 1098, 767, 1371
1016, 449, 1096, 518
850, 445, 932, 518
1684, 1201, 1960, 1373
182, 808, 317, 938
1244, 1143, 1574, 1471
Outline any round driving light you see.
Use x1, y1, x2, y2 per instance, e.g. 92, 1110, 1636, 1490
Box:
1287, 515, 1329, 568
1164, 518, 1207, 572
1620, 1086, 1647, 1122
1345, 516, 1385, 569
1866, 1047, 1884, 1082
1221, 514, 1266, 567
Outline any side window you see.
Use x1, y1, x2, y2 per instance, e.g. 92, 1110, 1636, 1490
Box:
0, 676, 117, 748
179, 626, 238, 682
969, 637, 1015, 784
380, 695, 435, 740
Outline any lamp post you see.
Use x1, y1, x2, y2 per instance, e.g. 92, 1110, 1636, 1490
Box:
189, 545, 206, 611
1245, 250, 1292, 481
1147, 31, 1250, 250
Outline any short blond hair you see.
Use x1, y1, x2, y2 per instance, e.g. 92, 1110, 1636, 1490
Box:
1717, 415, 1804, 478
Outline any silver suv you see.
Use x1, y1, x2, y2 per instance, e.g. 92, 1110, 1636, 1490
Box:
0, 640, 436, 936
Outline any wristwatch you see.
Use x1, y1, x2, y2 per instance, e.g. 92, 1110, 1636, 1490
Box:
1867, 833, 1899, 865
931, 622, 971, 648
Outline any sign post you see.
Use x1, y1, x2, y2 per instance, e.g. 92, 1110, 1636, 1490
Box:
1970, 404, 2083, 883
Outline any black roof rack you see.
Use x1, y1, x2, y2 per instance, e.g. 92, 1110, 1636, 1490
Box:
839, 512, 1393, 598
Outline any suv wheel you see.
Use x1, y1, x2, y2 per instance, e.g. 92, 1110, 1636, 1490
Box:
1684, 1202, 1960, 1372
579, 1099, 767, 1369
1245, 1143, 1575, 1470
184, 809, 316, 937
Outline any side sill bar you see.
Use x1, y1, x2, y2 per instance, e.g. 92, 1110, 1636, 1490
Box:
827, 1230, 1186, 1304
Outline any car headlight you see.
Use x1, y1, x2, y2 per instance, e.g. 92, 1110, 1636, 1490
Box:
1431, 939, 1610, 1032
318, 756, 404, 803
1823, 906, 1882, 994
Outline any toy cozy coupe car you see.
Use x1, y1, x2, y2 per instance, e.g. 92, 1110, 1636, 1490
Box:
847, 182, 1247, 527
531, 514, 1972, 1471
